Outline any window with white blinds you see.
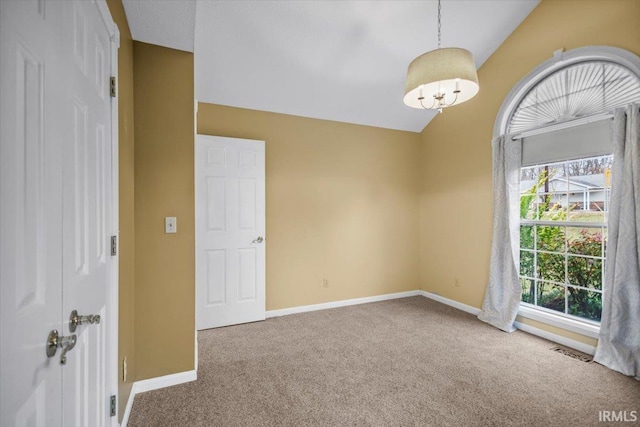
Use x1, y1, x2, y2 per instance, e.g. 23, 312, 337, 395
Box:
508, 61, 640, 134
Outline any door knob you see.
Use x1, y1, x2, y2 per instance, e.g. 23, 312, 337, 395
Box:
69, 310, 101, 332
46, 330, 77, 365
252, 236, 264, 244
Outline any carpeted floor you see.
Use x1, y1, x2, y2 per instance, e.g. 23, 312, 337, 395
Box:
127, 296, 640, 426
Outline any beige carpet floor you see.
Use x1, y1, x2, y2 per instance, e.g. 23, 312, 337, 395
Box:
127, 296, 640, 426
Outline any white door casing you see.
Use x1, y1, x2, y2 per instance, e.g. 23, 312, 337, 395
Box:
0, 1, 119, 426
196, 135, 266, 330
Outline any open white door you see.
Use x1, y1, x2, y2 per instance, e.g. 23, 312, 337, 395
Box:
60, 1, 117, 426
0, 1, 118, 426
196, 135, 266, 330
0, 1, 65, 425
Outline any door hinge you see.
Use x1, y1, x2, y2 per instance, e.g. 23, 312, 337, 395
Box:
110, 236, 117, 256
110, 395, 116, 417
110, 76, 116, 98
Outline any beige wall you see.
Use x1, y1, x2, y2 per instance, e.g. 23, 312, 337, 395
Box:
133, 42, 195, 380
104, 0, 135, 420
198, 104, 421, 310
418, 0, 640, 342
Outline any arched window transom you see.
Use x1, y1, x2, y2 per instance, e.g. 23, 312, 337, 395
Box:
508, 60, 640, 133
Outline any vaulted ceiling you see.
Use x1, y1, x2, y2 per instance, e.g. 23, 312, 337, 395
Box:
123, 0, 539, 132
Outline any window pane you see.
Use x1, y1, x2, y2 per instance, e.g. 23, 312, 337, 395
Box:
543, 163, 568, 193
520, 251, 534, 277
537, 281, 565, 314
566, 156, 611, 222
520, 166, 538, 184
538, 192, 569, 221
520, 195, 537, 220
536, 225, 565, 252
567, 227, 603, 255
568, 189, 608, 222
520, 165, 540, 219
537, 252, 564, 283
567, 256, 602, 290
569, 209, 605, 223
568, 287, 602, 321
520, 278, 534, 304
520, 225, 534, 250
566, 156, 610, 180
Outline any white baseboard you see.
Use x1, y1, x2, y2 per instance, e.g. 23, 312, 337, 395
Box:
418, 290, 596, 356
120, 370, 197, 427
135, 369, 197, 394
420, 291, 481, 315
194, 330, 199, 372
266, 290, 421, 318
514, 321, 596, 355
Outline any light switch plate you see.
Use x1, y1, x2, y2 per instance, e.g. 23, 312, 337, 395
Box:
165, 217, 177, 234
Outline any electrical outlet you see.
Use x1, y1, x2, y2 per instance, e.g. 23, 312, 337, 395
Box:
454, 278, 460, 288
323, 278, 329, 288
123, 356, 127, 382
165, 217, 177, 234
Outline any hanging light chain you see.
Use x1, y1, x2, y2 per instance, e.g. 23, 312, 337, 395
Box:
437, 0, 441, 50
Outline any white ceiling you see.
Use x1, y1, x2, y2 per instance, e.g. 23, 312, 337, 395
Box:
123, 0, 196, 52
123, 0, 540, 133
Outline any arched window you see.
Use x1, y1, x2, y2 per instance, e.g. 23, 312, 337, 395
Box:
508, 60, 640, 133
491, 47, 640, 331
495, 46, 640, 137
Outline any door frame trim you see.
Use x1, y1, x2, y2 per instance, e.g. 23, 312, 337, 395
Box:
193, 100, 199, 372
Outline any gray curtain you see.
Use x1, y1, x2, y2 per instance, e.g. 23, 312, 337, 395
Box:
594, 104, 640, 378
478, 136, 522, 333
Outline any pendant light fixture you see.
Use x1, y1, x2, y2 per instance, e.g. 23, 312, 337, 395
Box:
403, 0, 479, 113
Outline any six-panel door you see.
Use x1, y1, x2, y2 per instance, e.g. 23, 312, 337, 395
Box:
196, 135, 266, 330
61, 1, 113, 426
0, 1, 65, 425
0, 1, 114, 426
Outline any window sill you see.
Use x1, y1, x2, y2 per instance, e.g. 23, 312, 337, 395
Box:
517, 304, 600, 339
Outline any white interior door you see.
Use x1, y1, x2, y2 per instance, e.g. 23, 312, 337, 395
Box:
1, 1, 117, 426
196, 135, 266, 330
61, 1, 114, 426
0, 1, 65, 425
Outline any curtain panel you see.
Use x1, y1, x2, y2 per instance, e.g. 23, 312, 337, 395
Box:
594, 104, 640, 378
478, 136, 522, 333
